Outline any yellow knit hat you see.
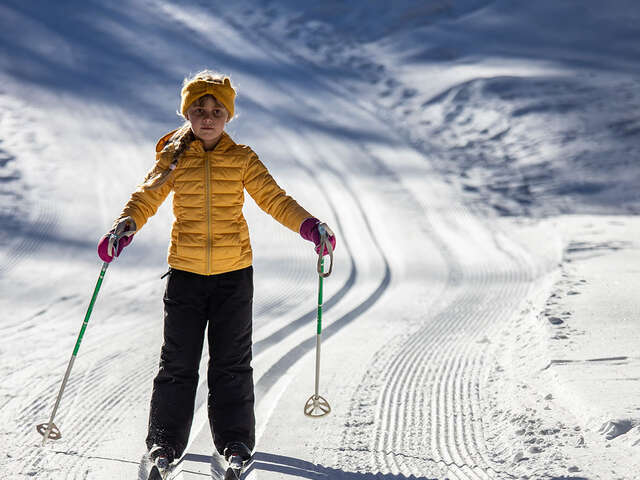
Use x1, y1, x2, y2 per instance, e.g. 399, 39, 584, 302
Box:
180, 77, 236, 120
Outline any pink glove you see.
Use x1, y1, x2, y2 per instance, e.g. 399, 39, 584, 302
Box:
299, 217, 336, 255
98, 234, 133, 262
97, 217, 136, 263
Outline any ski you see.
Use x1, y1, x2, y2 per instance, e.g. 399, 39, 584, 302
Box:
223, 454, 251, 480
141, 445, 178, 480
147, 463, 175, 480
145, 456, 175, 480
148, 465, 163, 480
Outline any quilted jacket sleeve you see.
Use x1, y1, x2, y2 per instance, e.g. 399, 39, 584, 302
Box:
243, 152, 312, 233
113, 154, 174, 231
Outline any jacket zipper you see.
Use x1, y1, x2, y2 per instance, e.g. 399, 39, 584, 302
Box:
205, 156, 212, 275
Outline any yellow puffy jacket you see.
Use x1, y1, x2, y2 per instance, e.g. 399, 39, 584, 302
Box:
115, 131, 312, 275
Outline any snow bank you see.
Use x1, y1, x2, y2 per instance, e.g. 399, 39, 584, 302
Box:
485, 216, 640, 478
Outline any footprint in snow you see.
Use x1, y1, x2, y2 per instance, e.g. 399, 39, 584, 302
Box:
598, 418, 640, 440
548, 316, 564, 325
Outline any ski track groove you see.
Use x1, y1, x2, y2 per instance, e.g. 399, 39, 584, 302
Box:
416, 280, 527, 479
55, 369, 153, 479
334, 156, 466, 476
374, 280, 518, 479
0, 202, 57, 278
0, 103, 57, 280
9, 213, 317, 473
15, 333, 159, 477
14, 324, 152, 424
440, 284, 513, 479
171, 124, 363, 479
332, 145, 534, 480
9, 130, 525, 480
252, 228, 312, 324
4, 10, 538, 480
253, 131, 397, 474
377, 287, 472, 471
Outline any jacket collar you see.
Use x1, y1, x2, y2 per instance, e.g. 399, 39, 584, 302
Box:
188, 131, 235, 154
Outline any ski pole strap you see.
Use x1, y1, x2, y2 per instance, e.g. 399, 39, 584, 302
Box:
108, 232, 120, 259
109, 230, 134, 259
108, 216, 137, 259
316, 223, 333, 278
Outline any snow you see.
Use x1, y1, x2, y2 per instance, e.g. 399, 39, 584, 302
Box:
1, 1, 639, 479
484, 216, 640, 479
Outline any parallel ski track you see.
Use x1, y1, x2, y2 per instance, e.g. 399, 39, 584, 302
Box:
15, 343, 158, 478
250, 132, 372, 404
0, 97, 58, 279
335, 151, 533, 480
9, 168, 327, 477
11, 278, 170, 477
251, 222, 316, 325
210, 16, 532, 479
10, 198, 347, 477
175, 125, 364, 479
17, 135, 357, 479
6, 8, 538, 480
0, 203, 57, 278
14, 257, 323, 479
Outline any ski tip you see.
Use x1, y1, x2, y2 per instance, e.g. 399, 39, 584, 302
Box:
148, 464, 174, 480
148, 465, 163, 480
224, 455, 248, 480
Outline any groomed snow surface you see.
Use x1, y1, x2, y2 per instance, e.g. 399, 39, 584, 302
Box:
1, 1, 639, 479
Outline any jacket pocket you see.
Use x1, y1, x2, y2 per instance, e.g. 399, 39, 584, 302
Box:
177, 232, 205, 260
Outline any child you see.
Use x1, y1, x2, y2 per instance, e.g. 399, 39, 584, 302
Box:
97, 70, 336, 470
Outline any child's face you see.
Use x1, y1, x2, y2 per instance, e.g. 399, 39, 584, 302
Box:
185, 95, 228, 150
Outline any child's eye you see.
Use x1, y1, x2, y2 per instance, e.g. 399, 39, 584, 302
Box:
213, 109, 222, 117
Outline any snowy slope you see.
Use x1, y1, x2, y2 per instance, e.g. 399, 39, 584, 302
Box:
1, 1, 639, 480
228, 0, 640, 217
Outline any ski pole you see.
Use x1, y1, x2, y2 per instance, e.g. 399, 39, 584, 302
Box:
37, 233, 119, 445
304, 224, 333, 418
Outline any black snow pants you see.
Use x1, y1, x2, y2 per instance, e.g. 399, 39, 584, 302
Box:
145, 266, 255, 458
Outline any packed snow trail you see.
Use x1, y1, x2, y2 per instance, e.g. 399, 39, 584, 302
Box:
242, 130, 545, 480
177, 10, 544, 479
169, 51, 544, 478
5, 1, 638, 479
4, 54, 542, 480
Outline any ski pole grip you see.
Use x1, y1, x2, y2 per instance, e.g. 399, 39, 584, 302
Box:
317, 223, 333, 278
109, 233, 120, 258
109, 230, 132, 260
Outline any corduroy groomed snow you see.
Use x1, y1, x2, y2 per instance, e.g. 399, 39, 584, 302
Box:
180, 77, 236, 120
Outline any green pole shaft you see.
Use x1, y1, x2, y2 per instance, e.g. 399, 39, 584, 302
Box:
317, 257, 324, 334
73, 262, 108, 355
314, 257, 324, 398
